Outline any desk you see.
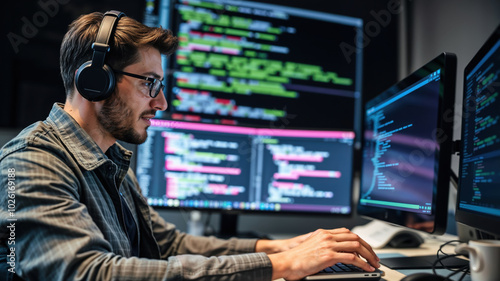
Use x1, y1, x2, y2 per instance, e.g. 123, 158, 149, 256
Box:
272, 233, 470, 281
376, 234, 470, 281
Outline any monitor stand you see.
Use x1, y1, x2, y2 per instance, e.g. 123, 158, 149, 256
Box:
217, 212, 269, 239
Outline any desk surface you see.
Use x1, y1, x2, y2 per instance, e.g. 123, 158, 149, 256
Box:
376, 234, 470, 281
272, 233, 470, 281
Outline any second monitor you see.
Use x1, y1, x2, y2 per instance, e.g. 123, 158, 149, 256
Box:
358, 52, 457, 235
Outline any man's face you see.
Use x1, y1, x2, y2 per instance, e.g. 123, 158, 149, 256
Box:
97, 47, 167, 144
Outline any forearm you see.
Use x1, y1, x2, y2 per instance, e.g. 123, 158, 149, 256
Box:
255, 232, 313, 255
175, 252, 273, 281
148, 205, 259, 257
75, 251, 273, 281
255, 239, 282, 254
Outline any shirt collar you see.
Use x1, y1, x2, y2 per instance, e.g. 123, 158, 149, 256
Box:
46, 103, 133, 171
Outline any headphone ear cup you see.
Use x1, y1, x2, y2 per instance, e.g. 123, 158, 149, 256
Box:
75, 61, 116, 101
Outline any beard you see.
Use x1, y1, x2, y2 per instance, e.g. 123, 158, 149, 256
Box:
97, 91, 154, 145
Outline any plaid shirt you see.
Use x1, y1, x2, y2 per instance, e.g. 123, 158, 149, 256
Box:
0, 103, 272, 281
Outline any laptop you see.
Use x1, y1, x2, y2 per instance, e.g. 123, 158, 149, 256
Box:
303, 263, 384, 280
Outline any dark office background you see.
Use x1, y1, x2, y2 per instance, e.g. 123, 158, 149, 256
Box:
1, 1, 146, 128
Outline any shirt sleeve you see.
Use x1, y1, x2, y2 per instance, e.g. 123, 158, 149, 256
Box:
146, 196, 259, 257
149, 214, 274, 280
0, 146, 273, 281
131, 171, 274, 280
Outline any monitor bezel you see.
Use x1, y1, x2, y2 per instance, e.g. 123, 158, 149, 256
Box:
455, 24, 500, 238
357, 52, 457, 235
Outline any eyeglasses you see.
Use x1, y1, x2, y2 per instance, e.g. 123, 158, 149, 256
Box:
114, 70, 165, 98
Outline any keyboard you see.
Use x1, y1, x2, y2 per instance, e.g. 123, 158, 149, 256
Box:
303, 263, 383, 280
320, 263, 365, 273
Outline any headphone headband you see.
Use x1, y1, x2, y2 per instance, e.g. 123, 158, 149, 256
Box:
95, 11, 125, 46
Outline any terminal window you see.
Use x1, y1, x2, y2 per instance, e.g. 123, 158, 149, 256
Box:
459, 40, 500, 216
136, 120, 355, 214
159, 0, 363, 132
360, 71, 443, 214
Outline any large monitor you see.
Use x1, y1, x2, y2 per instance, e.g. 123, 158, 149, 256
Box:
136, 120, 355, 236
154, 0, 364, 138
456, 24, 500, 239
358, 53, 457, 235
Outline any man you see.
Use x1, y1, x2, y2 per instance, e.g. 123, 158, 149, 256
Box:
0, 11, 380, 281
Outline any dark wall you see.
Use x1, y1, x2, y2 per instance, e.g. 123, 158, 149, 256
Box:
1, 0, 146, 128
1, 0, 399, 129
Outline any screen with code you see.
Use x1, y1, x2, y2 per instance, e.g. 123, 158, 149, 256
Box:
136, 120, 355, 214
459, 38, 500, 219
361, 71, 442, 214
358, 53, 456, 235
156, 0, 363, 134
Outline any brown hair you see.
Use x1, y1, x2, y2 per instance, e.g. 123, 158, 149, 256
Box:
59, 12, 178, 97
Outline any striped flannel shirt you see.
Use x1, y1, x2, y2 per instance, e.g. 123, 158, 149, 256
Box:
0, 103, 272, 281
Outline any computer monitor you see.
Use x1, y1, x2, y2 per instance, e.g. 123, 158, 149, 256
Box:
358, 53, 457, 235
154, 0, 364, 139
136, 120, 355, 236
456, 24, 500, 239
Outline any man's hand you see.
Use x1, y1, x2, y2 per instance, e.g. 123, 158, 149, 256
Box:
255, 232, 313, 254
266, 228, 380, 281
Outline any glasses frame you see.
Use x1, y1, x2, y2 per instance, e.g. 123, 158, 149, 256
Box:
114, 70, 164, 98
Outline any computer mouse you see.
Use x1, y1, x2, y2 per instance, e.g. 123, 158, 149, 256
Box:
400, 272, 447, 281
388, 232, 424, 248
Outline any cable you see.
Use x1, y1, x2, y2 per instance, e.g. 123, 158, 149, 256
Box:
450, 139, 460, 190
450, 169, 459, 190
203, 211, 216, 236
431, 240, 470, 280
